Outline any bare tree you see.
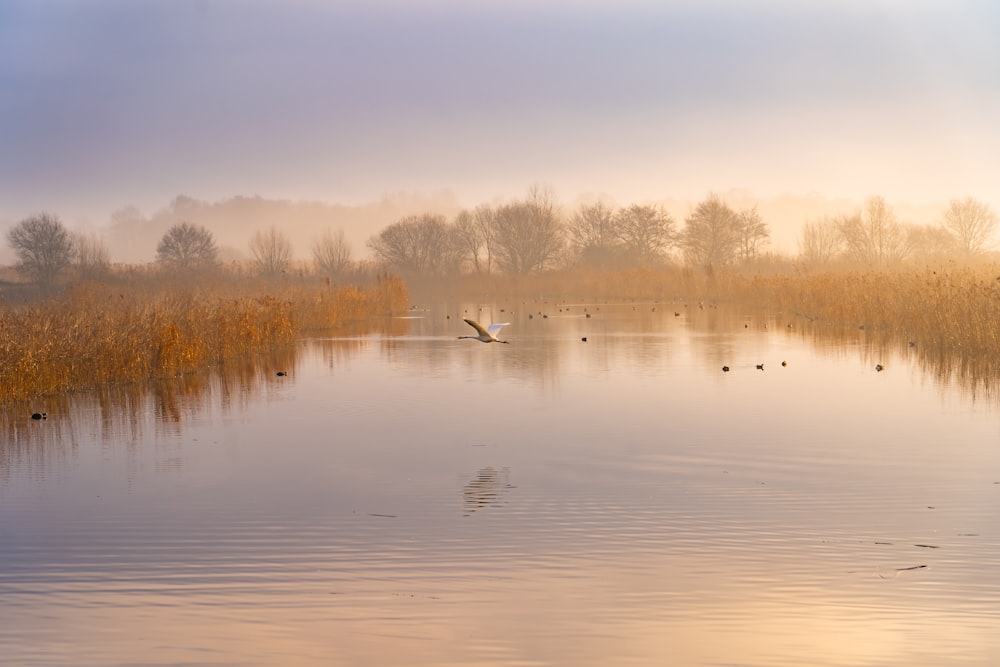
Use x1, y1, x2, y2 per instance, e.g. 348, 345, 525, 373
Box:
615, 204, 676, 266
312, 229, 352, 277
941, 196, 998, 256
367, 214, 465, 276
6, 213, 76, 285
249, 226, 293, 277
680, 195, 739, 267
836, 196, 908, 267
734, 206, 770, 263
907, 224, 959, 263
798, 218, 843, 268
568, 201, 621, 268
491, 186, 564, 274
74, 232, 111, 279
156, 222, 218, 269
453, 207, 496, 274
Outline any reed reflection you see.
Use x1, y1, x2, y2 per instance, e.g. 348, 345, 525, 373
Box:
0, 344, 302, 480
678, 301, 1000, 404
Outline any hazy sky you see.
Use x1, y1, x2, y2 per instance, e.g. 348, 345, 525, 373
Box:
2, 0, 998, 224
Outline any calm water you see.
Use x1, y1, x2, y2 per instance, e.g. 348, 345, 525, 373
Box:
2, 303, 999, 667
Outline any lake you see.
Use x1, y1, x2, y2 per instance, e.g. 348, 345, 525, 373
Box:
2, 301, 999, 666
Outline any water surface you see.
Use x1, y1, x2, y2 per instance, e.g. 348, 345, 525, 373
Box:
2, 303, 998, 666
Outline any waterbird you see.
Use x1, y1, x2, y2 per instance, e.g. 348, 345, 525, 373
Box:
459, 318, 510, 344
756, 363, 764, 370
875, 364, 884, 372
722, 366, 730, 372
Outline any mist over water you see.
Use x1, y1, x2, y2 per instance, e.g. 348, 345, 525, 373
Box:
2, 303, 998, 666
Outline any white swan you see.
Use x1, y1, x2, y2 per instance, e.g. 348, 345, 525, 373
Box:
459, 318, 510, 344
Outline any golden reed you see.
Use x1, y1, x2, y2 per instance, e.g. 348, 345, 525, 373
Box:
414, 263, 1000, 355
0, 274, 408, 402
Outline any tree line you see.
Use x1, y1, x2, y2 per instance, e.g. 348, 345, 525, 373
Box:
364, 190, 997, 276
4, 190, 998, 287
367, 187, 771, 276
3, 216, 353, 287
800, 196, 998, 268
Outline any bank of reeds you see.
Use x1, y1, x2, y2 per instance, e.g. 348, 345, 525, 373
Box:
0, 275, 408, 403
728, 266, 1000, 354
413, 263, 1000, 356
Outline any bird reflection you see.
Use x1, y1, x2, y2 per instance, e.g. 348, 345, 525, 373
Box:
463, 466, 512, 515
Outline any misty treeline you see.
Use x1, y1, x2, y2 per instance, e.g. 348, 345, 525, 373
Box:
367, 186, 771, 276
1, 193, 446, 288
366, 189, 998, 278
3, 189, 997, 289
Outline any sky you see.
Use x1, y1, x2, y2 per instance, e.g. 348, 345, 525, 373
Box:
1, 0, 998, 229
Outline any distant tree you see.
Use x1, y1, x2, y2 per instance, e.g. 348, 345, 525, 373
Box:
836, 196, 908, 267
249, 226, 293, 277
312, 229, 353, 277
491, 186, 564, 274
6, 213, 76, 285
907, 224, 959, 263
156, 222, 218, 269
109, 205, 147, 229
367, 213, 465, 276
615, 204, 676, 266
453, 206, 497, 274
798, 218, 843, 268
680, 195, 739, 267
74, 232, 111, 279
568, 201, 621, 268
941, 196, 998, 256
733, 206, 770, 263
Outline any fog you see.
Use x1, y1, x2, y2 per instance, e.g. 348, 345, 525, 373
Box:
2, 1, 997, 264
0, 189, 961, 268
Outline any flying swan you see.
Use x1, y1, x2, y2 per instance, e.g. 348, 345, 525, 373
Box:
459, 318, 510, 344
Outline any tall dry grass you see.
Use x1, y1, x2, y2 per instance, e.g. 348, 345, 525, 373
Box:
412, 263, 1000, 356
0, 274, 408, 403
729, 266, 1000, 354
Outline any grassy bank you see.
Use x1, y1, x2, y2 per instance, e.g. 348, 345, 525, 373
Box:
0, 274, 408, 403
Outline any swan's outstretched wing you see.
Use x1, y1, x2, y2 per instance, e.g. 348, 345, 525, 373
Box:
463, 319, 490, 336
487, 322, 510, 336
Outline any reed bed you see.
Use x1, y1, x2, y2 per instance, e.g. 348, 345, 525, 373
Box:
0, 275, 408, 403
731, 266, 1000, 354
413, 263, 1000, 356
